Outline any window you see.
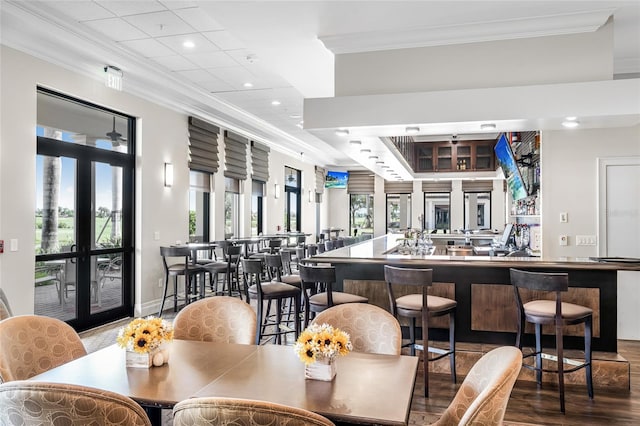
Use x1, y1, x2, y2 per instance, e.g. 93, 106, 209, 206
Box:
386, 194, 411, 232
225, 177, 240, 238
251, 180, 265, 235
284, 167, 301, 232
424, 193, 450, 231
464, 192, 492, 230
189, 171, 210, 242
350, 194, 374, 237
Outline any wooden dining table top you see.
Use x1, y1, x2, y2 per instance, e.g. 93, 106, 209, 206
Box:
29, 339, 418, 425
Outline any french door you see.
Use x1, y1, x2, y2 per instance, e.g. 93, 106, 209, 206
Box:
35, 89, 135, 331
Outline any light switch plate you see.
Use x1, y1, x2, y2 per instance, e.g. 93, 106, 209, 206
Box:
560, 212, 568, 223
10, 239, 18, 251
576, 235, 597, 246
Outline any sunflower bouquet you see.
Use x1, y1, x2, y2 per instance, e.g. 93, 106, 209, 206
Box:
294, 323, 352, 365
116, 316, 174, 354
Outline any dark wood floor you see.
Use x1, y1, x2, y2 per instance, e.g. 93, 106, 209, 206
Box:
410, 340, 640, 425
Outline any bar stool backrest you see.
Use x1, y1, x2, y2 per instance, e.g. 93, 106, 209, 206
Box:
160, 246, 191, 273
264, 253, 283, 281
384, 265, 432, 317
510, 268, 568, 319
299, 264, 337, 305
280, 250, 295, 275
307, 244, 318, 256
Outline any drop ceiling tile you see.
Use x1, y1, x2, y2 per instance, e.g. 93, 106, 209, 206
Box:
196, 78, 234, 92
173, 7, 224, 32
82, 18, 149, 41
183, 51, 238, 68
96, 0, 166, 17
119, 38, 174, 58
156, 33, 220, 54
43, 1, 115, 21
159, 1, 199, 10
202, 30, 246, 50
224, 49, 257, 65
207, 66, 254, 87
152, 55, 198, 71
123, 10, 194, 37
175, 69, 216, 83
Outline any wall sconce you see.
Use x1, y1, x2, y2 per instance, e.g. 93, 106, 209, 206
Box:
164, 162, 173, 187
274, 183, 280, 199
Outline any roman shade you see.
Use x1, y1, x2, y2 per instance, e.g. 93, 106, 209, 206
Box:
315, 166, 326, 194
384, 180, 413, 193
347, 171, 374, 194
461, 180, 494, 192
188, 117, 219, 174
224, 130, 248, 180
422, 181, 452, 192
251, 141, 269, 182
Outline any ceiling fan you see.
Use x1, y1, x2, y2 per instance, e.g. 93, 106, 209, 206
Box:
106, 116, 127, 144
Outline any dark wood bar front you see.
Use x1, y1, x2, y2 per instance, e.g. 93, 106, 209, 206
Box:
309, 235, 640, 353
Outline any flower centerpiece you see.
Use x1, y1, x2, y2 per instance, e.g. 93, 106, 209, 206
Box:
117, 316, 174, 368
294, 323, 352, 381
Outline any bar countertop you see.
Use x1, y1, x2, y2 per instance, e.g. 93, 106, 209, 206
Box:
310, 234, 640, 272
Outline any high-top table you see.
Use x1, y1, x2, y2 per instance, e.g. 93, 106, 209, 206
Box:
29, 339, 418, 426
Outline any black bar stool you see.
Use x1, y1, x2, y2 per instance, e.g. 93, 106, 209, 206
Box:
243, 258, 301, 345
510, 268, 593, 413
384, 265, 457, 397
158, 246, 204, 316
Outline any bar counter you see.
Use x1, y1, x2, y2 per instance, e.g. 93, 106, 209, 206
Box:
309, 235, 640, 353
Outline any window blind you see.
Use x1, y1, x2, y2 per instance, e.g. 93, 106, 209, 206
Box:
461, 180, 494, 192
251, 141, 269, 182
315, 166, 326, 194
347, 171, 375, 194
384, 180, 413, 193
188, 116, 219, 174
422, 181, 452, 192
224, 130, 248, 180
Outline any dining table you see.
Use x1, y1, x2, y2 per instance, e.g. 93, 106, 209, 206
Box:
28, 339, 418, 426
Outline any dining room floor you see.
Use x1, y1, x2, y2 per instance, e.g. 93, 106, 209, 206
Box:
78, 303, 640, 426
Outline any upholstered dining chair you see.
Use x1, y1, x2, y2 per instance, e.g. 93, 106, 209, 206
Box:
173, 396, 335, 426
432, 346, 522, 426
0, 287, 12, 320
0, 315, 87, 383
311, 303, 402, 355
0, 381, 151, 426
173, 296, 257, 345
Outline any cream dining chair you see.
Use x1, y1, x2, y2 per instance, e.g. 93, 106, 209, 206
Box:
173, 396, 335, 426
0, 380, 151, 426
0, 287, 12, 320
432, 346, 522, 426
173, 296, 257, 345
311, 303, 402, 355
0, 315, 87, 383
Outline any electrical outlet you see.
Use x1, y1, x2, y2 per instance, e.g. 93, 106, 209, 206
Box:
154, 231, 160, 241
559, 235, 568, 246
576, 235, 597, 246
10, 239, 18, 252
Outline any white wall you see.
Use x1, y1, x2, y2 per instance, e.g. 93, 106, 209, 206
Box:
541, 125, 640, 259
335, 20, 613, 96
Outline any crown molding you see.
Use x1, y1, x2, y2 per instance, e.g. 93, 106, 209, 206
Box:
319, 9, 615, 55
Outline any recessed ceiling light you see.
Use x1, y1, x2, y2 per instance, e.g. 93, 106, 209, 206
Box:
406, 126, 420, 134
289, 113, 302, 119
335, 129, 349, 136
381, 165, 389, 168
562, 120, 580, 128
375, 160, 384, 164
368, 155, 378, 160
271, 100, 281, 106
565, 116, 577, 121
182, 40, 195, 48
243, 82, 253, 88
349, 140, 361, 145
480, 123, 496, 130
296, 123, 303, 129
360, 149, 371, 153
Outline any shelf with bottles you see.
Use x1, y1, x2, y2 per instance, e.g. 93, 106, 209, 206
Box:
510, 193, 540, 217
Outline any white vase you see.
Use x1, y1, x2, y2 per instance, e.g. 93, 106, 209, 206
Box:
125, 342, 171, 368
305, 356, 337, 381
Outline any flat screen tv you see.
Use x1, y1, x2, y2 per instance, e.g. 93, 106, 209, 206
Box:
494, 133, 528, 201
325, 170, 348, 189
